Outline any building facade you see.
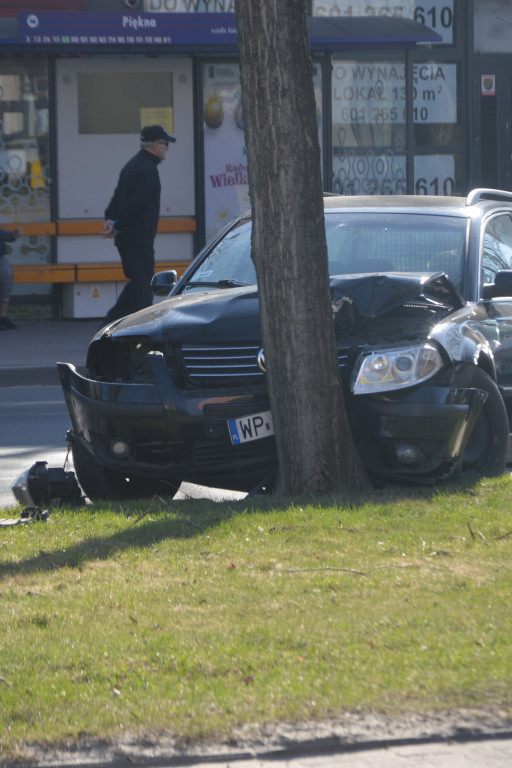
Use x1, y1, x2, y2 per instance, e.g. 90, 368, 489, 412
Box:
0, 0, 507, 317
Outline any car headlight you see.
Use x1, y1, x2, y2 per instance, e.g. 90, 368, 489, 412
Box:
352, 343, 443, 394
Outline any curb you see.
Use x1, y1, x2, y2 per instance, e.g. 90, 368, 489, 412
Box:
11, 728, 512, 768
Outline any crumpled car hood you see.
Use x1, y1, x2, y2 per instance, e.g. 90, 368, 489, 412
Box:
331, 271, 463, 316
331, 271, 464, 338
99, 272, 463, 344
100, 286, 262, 344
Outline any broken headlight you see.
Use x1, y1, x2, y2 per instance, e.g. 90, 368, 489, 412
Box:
11, 461, 84, 507
352, 343, 443, 394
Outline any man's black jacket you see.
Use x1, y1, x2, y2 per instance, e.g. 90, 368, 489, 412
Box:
105, 149, 161, 247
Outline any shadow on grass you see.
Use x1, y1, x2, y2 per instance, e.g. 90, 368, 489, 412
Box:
0, 479, 479, 580
0, 496, 249, 579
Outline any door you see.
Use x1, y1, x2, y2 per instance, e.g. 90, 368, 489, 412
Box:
473, 59, 512, 192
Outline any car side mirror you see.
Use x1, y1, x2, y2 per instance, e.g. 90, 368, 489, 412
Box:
483, 269, 512, 299
151, 269, 178, 297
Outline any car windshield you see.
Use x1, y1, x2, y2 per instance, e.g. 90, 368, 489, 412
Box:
182, 211, 467, 294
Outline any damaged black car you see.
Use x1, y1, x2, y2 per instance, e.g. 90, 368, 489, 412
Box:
58, 189, 512, 500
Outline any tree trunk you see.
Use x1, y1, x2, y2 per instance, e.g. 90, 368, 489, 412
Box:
234, 0, 368, 494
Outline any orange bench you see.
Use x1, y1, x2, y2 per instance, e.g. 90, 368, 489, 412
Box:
13, 261, 190, 284
9, 217, 196, 284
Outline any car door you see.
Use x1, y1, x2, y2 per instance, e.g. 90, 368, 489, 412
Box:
480, 212, 512, 397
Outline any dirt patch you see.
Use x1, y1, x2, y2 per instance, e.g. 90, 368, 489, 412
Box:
10, 707, 512, 767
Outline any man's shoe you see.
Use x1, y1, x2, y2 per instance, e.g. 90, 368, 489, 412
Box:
1, 317, 17, 329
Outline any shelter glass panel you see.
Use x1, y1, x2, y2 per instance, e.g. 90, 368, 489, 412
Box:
331, 55, 407, 195
0, 57, 51, 296
412, 61, 460, 146
412, 60, 462, 195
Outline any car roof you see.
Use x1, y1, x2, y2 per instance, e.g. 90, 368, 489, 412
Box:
323, 189, 512, 218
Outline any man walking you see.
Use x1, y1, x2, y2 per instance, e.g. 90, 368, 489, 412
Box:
102, 125, 176, 322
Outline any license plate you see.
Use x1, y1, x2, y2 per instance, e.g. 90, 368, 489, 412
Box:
228, 410, 274, 445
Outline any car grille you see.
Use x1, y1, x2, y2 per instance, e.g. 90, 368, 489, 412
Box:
182, 343, 264, 383
193, 438, 275, 468
182, 343, 355, 386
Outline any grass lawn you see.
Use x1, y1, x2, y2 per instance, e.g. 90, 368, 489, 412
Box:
1, 477, 512, 761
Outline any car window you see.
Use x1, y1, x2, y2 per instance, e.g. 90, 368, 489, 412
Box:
325, 212, 466, 292
184, 211, 466, 294
481, 213, 512, 284
183, 220, 256, 292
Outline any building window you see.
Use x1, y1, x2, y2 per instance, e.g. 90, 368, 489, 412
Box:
413, 60, 462, 195
331, 55, 407, 195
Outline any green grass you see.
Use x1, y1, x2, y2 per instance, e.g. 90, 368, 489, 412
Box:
1, 477, 512, 760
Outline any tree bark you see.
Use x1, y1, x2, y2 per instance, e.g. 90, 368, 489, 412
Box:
235, 0, 368, 494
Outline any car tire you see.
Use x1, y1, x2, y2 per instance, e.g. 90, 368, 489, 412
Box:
71, 441, 179, 502
458, 368, 509, 478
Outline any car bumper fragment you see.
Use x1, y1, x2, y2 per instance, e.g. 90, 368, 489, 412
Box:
57, 361, 275, 490
353, 384, 487, 478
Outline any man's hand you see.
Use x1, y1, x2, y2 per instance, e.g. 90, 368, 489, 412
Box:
101, 220, 116, 238
11, 227, 22, 239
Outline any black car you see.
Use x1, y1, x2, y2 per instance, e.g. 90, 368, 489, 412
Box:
58, 189, 512, 500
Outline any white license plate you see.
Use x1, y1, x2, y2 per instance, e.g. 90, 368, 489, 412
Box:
228, 410, 274, 445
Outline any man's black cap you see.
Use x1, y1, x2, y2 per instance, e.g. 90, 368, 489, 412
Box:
140, 125, 176, 144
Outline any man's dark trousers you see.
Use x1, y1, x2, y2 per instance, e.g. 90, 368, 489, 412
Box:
105, 243, 155, 322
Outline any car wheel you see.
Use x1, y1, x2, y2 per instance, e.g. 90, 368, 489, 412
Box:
458, 368, 508, 478
71, 442, 179, 502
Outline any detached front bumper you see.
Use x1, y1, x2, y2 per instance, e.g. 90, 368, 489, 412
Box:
351, 383, 487, 480
57, 357, 276, 492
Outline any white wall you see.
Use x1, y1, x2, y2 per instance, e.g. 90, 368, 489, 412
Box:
55, 55, 195, 220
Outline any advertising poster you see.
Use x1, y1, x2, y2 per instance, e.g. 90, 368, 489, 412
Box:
332, 60, 457, 135
203, 62, 248, 241
203, 62, 323, 241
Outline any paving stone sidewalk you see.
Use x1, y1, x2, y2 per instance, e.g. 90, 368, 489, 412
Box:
0, 318, 99, 386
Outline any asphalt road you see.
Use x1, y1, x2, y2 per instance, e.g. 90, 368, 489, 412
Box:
0, 384, 246, 511
0, 384, 70, 509
176, 738, 512, 768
